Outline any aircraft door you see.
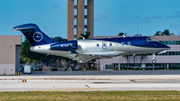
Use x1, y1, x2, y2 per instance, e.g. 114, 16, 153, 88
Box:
102, 42, 107, 49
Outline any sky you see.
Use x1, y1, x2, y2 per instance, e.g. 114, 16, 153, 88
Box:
0, 0, 180, 41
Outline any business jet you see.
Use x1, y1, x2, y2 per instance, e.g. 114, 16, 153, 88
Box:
13, 23, 170, 63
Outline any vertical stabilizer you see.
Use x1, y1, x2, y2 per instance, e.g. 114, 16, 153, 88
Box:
13, 23, 60, 46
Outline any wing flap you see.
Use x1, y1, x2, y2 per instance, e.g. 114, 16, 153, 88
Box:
72, 54, 97, 63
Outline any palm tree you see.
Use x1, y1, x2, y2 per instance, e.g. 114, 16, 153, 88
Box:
138, 54, 147, 66
135, 34, 142, 36
53, 36, 67, 41
162, 30, 174, 36
79, 31, 91, 39
133, 55, 136, 68
162, 30, 169, 36
154, 31, 161, 36
118, 32, 127, 36
123, 54, 132, 70
123, 55, 129, 70
155, 30, 174, 36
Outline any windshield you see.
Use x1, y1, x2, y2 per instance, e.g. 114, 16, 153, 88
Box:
152, 38, 158, 41
147, 38, 158, 42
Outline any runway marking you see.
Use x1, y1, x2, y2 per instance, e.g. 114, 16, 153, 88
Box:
130, 80, 137, 82
143, 81, 158, 82
26, 78, 111, 80
22, 79, 27, 82
37, 88, 102, 92
131, 79, 158, 82
28, 78, 44, 80
0, 78, 111, 81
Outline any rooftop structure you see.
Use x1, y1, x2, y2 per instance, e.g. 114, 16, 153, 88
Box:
68, 0, 94, 40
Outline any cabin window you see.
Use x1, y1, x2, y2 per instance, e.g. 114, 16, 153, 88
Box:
97, 43, 99, 47
116, 43, 118, 46
122, 42, 124, 46
128, 42, 131, 45
110, 43, 112, 46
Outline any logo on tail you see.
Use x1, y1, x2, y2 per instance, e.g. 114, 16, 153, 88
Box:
33, 32, 43, 42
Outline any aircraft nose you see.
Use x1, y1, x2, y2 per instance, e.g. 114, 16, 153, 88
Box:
165, 45, 170, 49
30, 46, 35, 51
159, 43, 170, 50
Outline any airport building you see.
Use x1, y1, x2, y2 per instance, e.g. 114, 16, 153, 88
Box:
68, 0, 94, 40
96, 35, 180, 70
66, 0, 180, 70
0, 35, 21, 75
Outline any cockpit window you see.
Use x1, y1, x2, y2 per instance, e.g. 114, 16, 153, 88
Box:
152, 38, 158, 41
147, 38, 153, 41
147, 38, 158, 42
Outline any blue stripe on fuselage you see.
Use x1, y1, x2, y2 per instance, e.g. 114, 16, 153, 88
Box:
90, 36, 169, 49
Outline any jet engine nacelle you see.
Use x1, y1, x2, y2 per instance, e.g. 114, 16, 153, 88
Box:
50, 40, 78, 51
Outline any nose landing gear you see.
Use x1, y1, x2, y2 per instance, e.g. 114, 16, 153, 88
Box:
152, 53, 156, 70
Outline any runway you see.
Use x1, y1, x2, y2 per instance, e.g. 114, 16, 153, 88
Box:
28, 70, 180, 75
1, 70, 180, 92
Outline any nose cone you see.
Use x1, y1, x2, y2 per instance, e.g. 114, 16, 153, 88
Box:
30, 46, 35, 51
158, 42, 170, 50
165, 45, 170, 49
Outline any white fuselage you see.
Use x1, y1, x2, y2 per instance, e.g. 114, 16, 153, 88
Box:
13, 24, 170, 63
30, 39, 168, 63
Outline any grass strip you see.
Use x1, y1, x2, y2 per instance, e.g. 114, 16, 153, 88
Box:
0, 91, 180, 101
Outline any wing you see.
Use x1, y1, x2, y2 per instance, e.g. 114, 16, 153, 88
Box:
71, 54, 98, 63
70, 54, 114, 63
128, 67, 139, 69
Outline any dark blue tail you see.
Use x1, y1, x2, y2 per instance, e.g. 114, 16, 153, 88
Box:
13, 23, 60, 46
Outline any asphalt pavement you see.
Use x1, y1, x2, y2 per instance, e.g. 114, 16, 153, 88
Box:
26, 70, 180, 76
1, 70, 180, 92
